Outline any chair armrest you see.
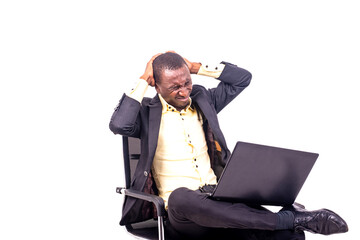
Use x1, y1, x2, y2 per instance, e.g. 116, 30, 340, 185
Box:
116, 187, 166, 217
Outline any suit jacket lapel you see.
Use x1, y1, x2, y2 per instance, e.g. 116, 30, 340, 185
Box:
193, 93, 230, 163
148, 94, 162, 167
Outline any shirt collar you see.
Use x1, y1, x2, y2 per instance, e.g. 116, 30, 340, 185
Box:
158, 94, 194, 114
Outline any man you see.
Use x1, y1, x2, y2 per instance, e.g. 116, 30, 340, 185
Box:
109, 52, 348, 239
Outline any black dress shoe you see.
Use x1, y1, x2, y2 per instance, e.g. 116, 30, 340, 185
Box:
285, 204, 348, 235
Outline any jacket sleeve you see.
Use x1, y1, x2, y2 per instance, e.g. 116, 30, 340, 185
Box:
208, 62, 252, 113
109, 93, 142, 138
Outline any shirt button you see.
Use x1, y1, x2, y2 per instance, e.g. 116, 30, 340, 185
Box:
144, 171, 148, 177
196, 165, 198, 168
194, 158, 197, 161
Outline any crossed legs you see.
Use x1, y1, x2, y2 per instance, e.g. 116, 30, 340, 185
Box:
167, 187, 304, 240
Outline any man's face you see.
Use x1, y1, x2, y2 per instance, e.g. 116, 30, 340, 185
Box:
155, 66, 192, 111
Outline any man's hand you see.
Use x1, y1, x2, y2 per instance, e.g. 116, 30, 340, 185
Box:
167, 51, 201, 74
183, 57, 201, 74
140, 53, 162, 87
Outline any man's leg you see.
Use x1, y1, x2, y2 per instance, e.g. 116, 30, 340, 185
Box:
167, 187, 279, 237
167, 187, 347, 238
167, 187, 305, 239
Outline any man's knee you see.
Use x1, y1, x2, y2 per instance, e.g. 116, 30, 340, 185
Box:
168, 187, 193, 211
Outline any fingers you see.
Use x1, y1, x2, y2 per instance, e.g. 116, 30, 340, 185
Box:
140, 53, 163, 86
166, 51, 192, 70
151, 53, 162, 61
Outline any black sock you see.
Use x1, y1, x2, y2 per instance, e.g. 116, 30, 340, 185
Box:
276, 210, 295, 230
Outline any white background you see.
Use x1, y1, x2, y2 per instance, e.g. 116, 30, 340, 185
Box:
1, 1, 359, 239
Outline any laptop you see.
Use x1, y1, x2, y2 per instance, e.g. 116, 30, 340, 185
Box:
208, 141, 318, 206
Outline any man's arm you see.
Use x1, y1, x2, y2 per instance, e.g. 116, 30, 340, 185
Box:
183, 53, 252, 113
210, 62, 252, 113
109, 53, 161, 136
196, 61, 252, 113
109, 94, 142, 136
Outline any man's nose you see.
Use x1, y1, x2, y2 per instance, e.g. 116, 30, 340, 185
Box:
178, 87, 189, 96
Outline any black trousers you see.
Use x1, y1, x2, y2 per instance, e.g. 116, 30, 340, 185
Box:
167, 187, 305, 240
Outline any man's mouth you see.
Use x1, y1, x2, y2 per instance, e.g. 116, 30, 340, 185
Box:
177, 96, 189, 102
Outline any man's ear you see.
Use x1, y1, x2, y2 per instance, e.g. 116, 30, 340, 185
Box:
154, 83, 160, 94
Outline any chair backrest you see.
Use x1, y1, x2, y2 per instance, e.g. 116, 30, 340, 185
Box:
122, 136, 141, 189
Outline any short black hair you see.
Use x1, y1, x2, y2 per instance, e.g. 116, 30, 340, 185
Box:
152, 52, 187, 83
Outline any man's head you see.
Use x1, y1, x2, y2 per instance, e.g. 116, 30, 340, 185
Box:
153, 52, 192, 111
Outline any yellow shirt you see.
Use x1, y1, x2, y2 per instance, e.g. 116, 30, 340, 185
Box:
151, 95, 217, 208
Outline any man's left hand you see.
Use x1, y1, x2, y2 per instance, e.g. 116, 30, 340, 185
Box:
167, 51, 201, 74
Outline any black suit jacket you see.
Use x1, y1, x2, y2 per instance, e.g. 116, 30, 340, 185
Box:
109, 62, 252, 225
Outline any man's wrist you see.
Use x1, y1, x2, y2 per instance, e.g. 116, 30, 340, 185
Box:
197, 63, 225, 78
140, 74, 151, 85
190, 62, 202, 74
127, 78, 149, 103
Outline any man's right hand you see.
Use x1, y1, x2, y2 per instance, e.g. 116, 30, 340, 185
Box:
140, 53, 162, 87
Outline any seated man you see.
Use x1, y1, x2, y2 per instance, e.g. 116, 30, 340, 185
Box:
109, 52, 348, 239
